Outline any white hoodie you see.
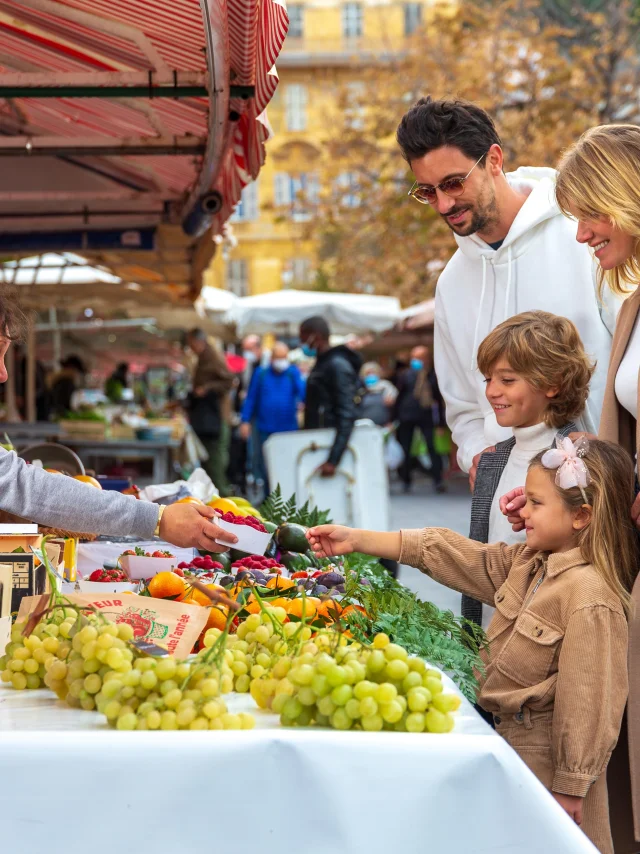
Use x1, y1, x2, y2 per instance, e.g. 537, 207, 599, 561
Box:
434, 166, 620, 473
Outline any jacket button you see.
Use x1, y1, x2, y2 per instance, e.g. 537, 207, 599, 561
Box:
534, 628, 543, 637
494, 715, 502, 725
496, 594, 504, 603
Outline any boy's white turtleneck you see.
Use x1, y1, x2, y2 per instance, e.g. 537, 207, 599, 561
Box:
488, 421, 558, 547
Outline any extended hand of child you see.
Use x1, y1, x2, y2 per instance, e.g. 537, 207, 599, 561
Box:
553, 792, 583, 826
306, 525, 359, 558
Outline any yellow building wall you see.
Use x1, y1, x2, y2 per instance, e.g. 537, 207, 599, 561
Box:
207, 0, 453, 298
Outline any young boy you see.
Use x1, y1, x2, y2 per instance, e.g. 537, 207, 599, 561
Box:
465, 311, 595, 626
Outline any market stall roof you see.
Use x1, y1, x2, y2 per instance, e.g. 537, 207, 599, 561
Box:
223, 289, 402, 336
399, 298, 435, 330
0, 0, 288, 299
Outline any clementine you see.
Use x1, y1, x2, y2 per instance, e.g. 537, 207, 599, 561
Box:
266, 576, 296, 591
204, 605, 228, 632
148, 571, 186, 599
73, 475, 102, 489
286, 598, 317, 619
317, 599, 344, 621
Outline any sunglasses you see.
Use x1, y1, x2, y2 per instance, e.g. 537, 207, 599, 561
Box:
407, 152, 488, 205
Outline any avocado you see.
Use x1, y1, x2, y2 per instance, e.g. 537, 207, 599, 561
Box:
230, 546, 252, 561
264, 537, 278, 559
275, 523, 309, 553
279, 551, 312, 571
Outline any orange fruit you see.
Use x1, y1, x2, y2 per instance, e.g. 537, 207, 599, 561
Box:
180, 584, 222, 607
340, 604, 368, 619
244, 601, 262, 615
175, 496, 203, 506
46, 468, 62, 475
73, 475, 102, 489
204, 605, 228, 632
286, 598, 317, 619
266, 576, 296, 591
148, 571, 186, 599
208, 497, 239, 514
317, 599, 343, 620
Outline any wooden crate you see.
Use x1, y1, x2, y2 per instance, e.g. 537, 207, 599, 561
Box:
109, 424, 136, 440
59, 420, 107, 440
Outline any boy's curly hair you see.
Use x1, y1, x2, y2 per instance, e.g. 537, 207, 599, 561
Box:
477, 311, 595, 429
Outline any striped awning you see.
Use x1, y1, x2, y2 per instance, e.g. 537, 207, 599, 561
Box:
0, 0, 288, 244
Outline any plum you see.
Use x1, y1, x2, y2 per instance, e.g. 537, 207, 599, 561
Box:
315, 571, 344, 588
251, 571, 268, 585
313, 584, 329, 595
219, 575, 235, 588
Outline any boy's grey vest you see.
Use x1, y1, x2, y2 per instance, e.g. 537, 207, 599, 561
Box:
462, 422, 577, 625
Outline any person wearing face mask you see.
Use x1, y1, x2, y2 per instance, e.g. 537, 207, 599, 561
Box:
240, 341, 305, 495
299, 315, 362, 478
357, 362, 398, 426
392, 345, 446, 493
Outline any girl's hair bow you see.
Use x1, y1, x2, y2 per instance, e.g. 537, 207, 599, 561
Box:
541, 435, 591, 503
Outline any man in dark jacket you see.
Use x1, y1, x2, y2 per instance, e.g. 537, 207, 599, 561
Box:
186, 329, 234, 495
392, 344, 446, 493
299, 316, 362, 477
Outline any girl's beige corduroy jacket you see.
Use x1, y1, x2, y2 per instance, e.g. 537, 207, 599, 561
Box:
400, 527, 628, 798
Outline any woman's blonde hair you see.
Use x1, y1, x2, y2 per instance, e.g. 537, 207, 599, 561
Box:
477, 311, 595, 428
529, 440, 638, 614
556, 124, 640, 296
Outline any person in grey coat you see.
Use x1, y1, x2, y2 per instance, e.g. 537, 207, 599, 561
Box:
0, 293, 237, 554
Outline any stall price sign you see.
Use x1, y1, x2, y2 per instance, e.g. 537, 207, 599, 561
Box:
0, 554, 45, 614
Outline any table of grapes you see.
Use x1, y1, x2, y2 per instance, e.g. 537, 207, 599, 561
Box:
0, 676, 597, 854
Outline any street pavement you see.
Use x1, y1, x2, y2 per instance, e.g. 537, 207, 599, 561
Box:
388, 472, 472, 615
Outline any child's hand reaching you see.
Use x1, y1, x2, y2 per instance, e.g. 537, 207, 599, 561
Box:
553, 792, 583, 826
306, 525, 359, 558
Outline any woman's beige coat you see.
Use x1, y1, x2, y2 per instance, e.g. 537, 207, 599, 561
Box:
598, 284, 640, 852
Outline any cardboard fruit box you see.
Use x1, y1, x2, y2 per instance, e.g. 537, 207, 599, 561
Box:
214, 518, 272, 556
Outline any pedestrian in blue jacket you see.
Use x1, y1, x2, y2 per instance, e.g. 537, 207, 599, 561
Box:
240, 341, 305, 494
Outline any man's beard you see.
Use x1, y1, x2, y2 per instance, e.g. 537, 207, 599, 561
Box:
441, 189, 499, 237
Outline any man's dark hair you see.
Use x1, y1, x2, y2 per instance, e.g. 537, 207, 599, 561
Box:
300, 316, 330, 339
0, 287, 29, 341
187, 328, 207, 341
396, 96, 502, 164
61, 355, 86, 374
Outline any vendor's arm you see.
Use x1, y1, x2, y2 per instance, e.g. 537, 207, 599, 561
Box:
551, 605, 628, 798
0, 451, 237, 552
307, 525, 520, 606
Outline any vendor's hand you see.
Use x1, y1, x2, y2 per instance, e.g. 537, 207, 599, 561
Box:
318, 462, 336, 478
159, 504, 238, 552
553, 792, 583, 826
307, 524, 359, 558
631, 492, 640, 530
239, 422, 251, 442
469, 446, 495, 492
499, 487, 527, 532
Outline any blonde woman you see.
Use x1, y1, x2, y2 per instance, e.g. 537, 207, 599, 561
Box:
503, 124, 640, 853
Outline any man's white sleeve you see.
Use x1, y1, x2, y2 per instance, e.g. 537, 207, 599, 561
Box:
434, 293, 487, 473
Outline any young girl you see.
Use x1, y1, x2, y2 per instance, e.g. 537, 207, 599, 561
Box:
307, 438, 637, 854
465, 310, 595, 628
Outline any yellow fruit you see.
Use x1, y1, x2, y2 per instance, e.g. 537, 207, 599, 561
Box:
208, 497, 240, 515
73, 475, 102, 489
228, 497, 252, 507
176, 496, 204, 506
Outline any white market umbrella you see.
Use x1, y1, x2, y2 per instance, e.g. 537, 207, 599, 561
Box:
225, 289, 401, 336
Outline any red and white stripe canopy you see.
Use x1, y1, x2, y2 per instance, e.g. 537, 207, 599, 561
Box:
0, 0, 288, 236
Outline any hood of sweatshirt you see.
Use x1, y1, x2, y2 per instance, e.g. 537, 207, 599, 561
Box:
450, 167, 560, 370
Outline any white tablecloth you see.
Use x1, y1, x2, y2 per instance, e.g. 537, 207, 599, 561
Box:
0, 676, 597, 854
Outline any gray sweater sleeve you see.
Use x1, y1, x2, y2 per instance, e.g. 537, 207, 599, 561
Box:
0, 450, 159, 538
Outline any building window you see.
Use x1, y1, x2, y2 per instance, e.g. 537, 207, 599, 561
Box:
337, 171, 360, 208
285, 84, 307, 132
404, 3, 422, 35
342, 2, 363, 38
226, 258, 249, 296
274, 172, 319, 221
231, 180, 259, 222
288, 4, 304, 39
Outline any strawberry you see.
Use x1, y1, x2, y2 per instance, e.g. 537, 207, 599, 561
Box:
291, 571, 309, 579
174, 568, 185, 577
89, 569, 104, 581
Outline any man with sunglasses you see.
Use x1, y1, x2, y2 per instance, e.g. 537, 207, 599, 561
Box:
397, 97, 618, 495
